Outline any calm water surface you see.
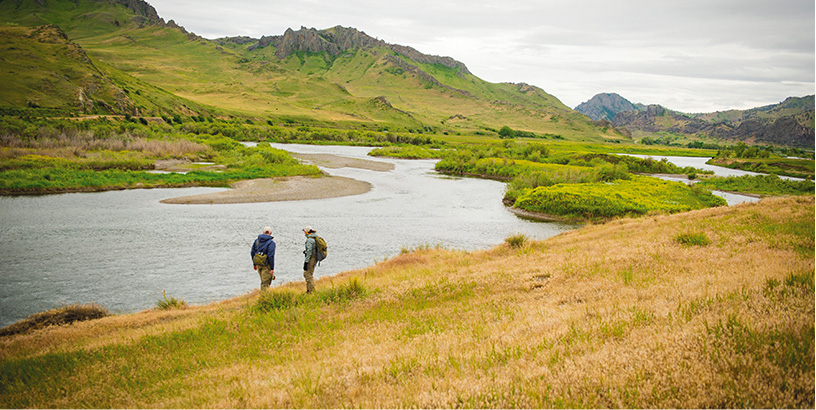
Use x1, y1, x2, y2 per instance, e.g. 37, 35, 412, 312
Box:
0, 145, 575, 327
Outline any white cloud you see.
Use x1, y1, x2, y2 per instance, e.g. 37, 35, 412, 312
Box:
147, 0, 815, 112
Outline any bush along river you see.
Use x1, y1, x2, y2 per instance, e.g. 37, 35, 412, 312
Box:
0, 144, 575, 327
621, 154, 770, 205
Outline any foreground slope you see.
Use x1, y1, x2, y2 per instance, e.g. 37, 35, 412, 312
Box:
1, 196, 812, 408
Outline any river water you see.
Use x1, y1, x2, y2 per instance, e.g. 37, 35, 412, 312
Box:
0, 144, 575, 327
621, 154, 771, 206
1, 146, 786, 327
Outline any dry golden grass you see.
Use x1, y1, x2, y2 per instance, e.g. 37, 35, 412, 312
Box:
1, 196, 813, 408
1, 130, 211, 159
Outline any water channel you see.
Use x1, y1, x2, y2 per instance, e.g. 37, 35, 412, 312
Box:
0, 145, 778, 327
0, 145, 575, 327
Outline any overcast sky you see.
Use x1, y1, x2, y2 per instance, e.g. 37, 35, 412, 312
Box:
148, 0, 814, 113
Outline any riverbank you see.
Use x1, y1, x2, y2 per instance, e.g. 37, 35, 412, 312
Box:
159, 175, 371, 204
158, 153, 391, 204
1, 196, 812, 408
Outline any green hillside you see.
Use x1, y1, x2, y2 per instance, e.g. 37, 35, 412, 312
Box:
0, 0, 622, 141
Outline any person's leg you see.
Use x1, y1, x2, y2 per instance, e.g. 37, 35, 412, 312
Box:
303, 258, 316, 293
258, 265, 273, 289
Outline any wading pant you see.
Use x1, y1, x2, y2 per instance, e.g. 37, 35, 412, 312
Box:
257, 265, 273, 289
303, 255, 317, 293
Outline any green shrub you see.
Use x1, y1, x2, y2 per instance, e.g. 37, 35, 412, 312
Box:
255, 288, 300, 312
505, 233, 529, 249
369, 146, 442, 159
696, 174, 815, 197
785, 271, 815, 291
513, 176, 726, 220
318, 278, 366, 304
674, 232, 712, 247
155, 290, 187, 310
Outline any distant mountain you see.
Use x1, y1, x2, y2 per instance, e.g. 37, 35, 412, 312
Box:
0, 0, 622, 142
574, 93, 642, 121
577, 92, 814, 148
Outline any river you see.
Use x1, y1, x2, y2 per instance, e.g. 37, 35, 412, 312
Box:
621, 154, 773, 205
0, 145, 575, 327
0, 146, 786, 327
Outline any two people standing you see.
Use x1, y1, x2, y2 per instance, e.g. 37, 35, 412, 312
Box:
250, 225, 321, 293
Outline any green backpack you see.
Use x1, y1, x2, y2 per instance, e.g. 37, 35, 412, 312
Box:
314, 236, 327, 263
252, 239, 269, 266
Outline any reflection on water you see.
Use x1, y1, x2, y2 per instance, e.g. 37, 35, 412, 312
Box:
0, 145, 575, 327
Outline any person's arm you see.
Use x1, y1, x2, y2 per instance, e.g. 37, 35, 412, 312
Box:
251, 239, 257, 269
268, 241, 276, 270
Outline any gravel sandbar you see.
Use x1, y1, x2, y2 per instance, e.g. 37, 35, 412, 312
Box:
293, 153, 395, 171
160, 176, 371, 204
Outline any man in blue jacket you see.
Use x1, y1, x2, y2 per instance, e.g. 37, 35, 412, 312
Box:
251, 226, 276, 289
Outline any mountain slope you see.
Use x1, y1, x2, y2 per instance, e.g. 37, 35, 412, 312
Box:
0, 0, 622, 141
0, 0, 221, 116
611, 97, 815, 148
575, 91, 814, 148
574, 92, 642, 121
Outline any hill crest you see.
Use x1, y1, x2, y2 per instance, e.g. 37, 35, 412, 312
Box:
218, 25, 471, 76
574, 92, 641, 121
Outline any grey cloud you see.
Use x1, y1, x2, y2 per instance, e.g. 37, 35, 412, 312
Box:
144, 0, 814, 112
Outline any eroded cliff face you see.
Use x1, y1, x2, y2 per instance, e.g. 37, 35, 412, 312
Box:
242, 26, 470, 75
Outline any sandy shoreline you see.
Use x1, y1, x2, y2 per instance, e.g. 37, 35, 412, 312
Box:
160, 176, 372, 204
160, 153, 389, 204
292, 153, 395, 171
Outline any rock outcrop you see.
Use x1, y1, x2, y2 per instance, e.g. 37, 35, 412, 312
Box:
574, 93, 641, 121
245, 26, 471, 76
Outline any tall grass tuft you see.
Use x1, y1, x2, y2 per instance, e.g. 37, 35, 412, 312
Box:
505, 233, 530, 249
254, 288, 301, 312
319, 277, 366, 304
674, 231, 712, 247
0, 303, 109, 336
254, 278, 367, 312
155, 290, 187, 310
400, 243, 442, 254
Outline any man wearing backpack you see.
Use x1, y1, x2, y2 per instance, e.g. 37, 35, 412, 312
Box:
302, 225, 324, 294
251, 226, 276, 290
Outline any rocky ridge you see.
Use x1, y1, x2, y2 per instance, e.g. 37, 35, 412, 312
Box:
610, 97, 815, 148
230, 26, 471, 76
576, 92, 814, 148
574, 92, 641, 121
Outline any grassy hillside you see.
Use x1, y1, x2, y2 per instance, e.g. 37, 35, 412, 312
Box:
0, 24, 130, 114
0, 0, 621, 141
1, 196, 812, 408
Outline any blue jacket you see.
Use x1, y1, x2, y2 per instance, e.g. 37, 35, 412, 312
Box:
251, 234, 276, 269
